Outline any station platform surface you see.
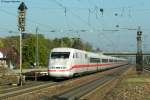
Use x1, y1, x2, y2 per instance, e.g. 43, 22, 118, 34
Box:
12, 68, 47, 74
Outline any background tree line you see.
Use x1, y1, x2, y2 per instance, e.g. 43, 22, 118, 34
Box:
0, 33, 93, 68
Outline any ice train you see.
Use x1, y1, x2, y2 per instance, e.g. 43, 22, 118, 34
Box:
48, 48, 128, 78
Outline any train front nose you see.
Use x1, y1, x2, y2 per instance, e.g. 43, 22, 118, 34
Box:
48, 62, 71, 78
48, 68, 70, 78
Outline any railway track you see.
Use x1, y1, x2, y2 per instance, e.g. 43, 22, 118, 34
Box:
0, 73, 100, 99
0, 65, 130, 100
0, 81, 57, 99
0, 81, 50, 94
48, 65, 130, 100
50, 77, 113, 100
144, 65, 150, 73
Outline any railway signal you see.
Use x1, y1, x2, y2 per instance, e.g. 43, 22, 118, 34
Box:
18, 2, 27, 32
136, 26, 143, 73
18, 1, 27, 86
100, 8, 104, 16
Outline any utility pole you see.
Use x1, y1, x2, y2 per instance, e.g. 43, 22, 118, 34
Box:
77, 38, 80, 49
136, 26, 143, 73
61, 38, 63, 47
18, 1, 27, 86
35, 27, 39, 68
71, 38, 75, 48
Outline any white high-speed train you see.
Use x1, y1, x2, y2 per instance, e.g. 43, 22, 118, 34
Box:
48, 48, 128, 78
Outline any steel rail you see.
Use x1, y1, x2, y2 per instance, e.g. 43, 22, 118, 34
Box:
49, 65, 129, 100
0, 65, 129, 100
0, 81, 49, 94
143, 66, 150, 73
0, 81, 57, 99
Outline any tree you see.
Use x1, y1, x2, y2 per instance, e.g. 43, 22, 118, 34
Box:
22, 33, 49, 68
2, 35, 93, 68
0, 39, 4, 48
71, 38, 82, 49
82, 42, 93, 51
22, 34, 35, 68
71, 38, 92, 51
3, 36, 19, 51
61, 37, 72, 47
38, 34, 49, 66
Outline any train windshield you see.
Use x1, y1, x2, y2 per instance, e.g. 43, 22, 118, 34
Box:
51, 52, 70, 59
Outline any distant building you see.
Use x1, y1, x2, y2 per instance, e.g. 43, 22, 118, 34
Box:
0, 51, 7, 67
0, 47, 19, 69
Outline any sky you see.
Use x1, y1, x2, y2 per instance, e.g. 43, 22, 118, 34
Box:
0, 0, 150, 52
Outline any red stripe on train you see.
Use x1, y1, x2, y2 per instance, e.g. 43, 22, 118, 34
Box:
48, 63, 112, 72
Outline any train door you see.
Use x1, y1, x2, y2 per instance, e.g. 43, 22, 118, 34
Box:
72, 52, 81, 74
85, 53, 88, 72
99, 58, 102, 71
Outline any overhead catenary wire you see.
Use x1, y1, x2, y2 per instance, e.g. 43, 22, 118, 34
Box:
0, 6, 56, 33
87, 0, 118, 50
0, 0, 150, 51
52, 0, 125, 50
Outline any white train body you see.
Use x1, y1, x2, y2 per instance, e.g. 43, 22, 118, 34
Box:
48, 48, 128, 78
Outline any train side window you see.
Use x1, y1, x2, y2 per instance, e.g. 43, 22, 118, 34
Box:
74, 53, 79, 58
73, 53, 75, 58
90, 58, 100, 63
109, 59, 113, 62
102, 59, 108, 63
76, 53, 78, 58
85, 54, 87, 58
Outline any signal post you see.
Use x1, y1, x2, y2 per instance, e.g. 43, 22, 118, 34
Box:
18, 2, 27, 86
136, 27, 143, 73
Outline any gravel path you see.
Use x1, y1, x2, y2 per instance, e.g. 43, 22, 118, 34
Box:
103, 69, 150, 100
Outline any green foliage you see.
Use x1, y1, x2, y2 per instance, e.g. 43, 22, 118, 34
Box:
38, 34, 49, 66
71, 38, 92, 51
2, 34, 93, 68
3, 36, 19, 51
22, 34, 36, 68
61, 37, 72, 47
22, 34, 49, 68
0, 39, 4, 48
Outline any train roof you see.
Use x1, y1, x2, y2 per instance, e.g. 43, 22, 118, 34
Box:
51, 48, 127, 61
51, 48, 75, 52
51, 48, 87, 53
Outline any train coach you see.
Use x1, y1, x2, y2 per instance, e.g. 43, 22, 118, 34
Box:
48, 48, 128, 78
